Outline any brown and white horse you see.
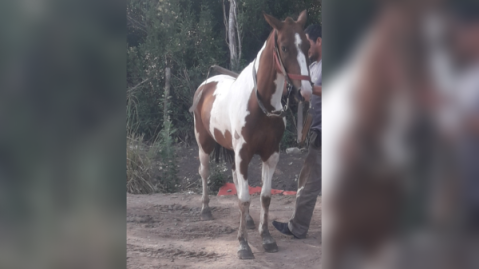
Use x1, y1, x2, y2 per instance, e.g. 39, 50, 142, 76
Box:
322, 3, 435, 268
190, 11, 312, 259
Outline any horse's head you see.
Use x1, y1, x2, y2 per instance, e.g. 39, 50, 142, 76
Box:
264, 10, 313, 102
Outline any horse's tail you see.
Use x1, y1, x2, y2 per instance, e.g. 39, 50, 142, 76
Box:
211, 142, 235, 164
189, 88, 203, 113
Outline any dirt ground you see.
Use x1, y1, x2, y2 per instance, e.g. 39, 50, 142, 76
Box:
127, 192, 321, 269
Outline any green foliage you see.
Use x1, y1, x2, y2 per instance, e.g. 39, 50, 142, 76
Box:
158, 118, 179, 192
127, 0, 321, 149
127, 0, 226, 141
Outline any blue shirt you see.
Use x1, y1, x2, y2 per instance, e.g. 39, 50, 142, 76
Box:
309, 60, 322, 132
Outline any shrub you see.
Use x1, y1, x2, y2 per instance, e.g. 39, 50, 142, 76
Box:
158, 118, 179, 193
126, 133, 158, 194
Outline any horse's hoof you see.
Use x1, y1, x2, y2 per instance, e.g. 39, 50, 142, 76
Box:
263, 242, 278, 253
246, 218, 255, 230
237, 249, 255, 259
201, 208, 213, 220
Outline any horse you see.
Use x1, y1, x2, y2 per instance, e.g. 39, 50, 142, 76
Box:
190, 10, 313, 259
322, 2, 434, 268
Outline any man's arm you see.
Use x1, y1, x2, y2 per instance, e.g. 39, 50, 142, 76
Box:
301, 85, 321, 102
313, 85, 321, 96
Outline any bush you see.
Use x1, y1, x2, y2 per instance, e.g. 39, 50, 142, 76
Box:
158, 118, 179, 193
126, 133, 158, 194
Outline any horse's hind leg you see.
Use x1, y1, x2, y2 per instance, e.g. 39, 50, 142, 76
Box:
198, 146, 213, 220
259, 152, 279, 252
194, 116, 215, 220
232, 162, 255, 229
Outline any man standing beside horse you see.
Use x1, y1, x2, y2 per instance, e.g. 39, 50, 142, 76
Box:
273, 24, 322, 239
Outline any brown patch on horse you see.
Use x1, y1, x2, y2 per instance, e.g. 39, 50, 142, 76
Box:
235, 87, 284, 178
189, 88, 204, 112
261, 195, 271, 208
193, 82, 218, 154
213, 128, 233, 150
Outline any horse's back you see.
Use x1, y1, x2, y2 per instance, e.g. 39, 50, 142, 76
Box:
190, 75, 236, 113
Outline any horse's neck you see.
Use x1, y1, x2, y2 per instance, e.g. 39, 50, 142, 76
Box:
254, 34, 285, 111
323, 14, 413, 167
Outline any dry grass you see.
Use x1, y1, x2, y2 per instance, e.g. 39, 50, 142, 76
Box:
126, 134, 160, 194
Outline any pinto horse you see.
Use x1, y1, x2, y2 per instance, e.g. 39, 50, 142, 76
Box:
190, 11, 312, 259
322, 3, 435, 268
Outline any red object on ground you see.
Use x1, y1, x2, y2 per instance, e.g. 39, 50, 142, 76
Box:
217, 182, 297, 196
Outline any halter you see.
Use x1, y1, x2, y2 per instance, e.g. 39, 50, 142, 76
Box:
253, 30, 312, 117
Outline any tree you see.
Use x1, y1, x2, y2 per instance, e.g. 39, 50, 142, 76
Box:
127, 0, 321, 143
223, 0, 242, 71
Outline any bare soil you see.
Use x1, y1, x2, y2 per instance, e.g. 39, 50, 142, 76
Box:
127, 192, 321, 269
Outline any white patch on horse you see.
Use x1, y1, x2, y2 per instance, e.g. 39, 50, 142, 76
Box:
198, 146, 209, 183
261, 152, 279, 197
208, 75, 236, 139
294, 33, 313, 95
237, 168, 250, 202
272, 74, 285, 110
199, 74, 233, 87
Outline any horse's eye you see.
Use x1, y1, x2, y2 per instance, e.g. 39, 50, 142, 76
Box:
282, 46, 287, 53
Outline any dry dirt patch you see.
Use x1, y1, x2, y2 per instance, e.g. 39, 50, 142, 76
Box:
127, 192, 321, 269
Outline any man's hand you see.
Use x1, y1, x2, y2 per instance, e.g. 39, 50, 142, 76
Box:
300, 84, 321, 102
301, 89, 311, 102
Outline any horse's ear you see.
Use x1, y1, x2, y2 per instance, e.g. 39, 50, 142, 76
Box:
296, 10, 307, 28
263, 12, 282, 30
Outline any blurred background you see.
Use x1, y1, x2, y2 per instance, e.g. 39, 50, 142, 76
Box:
0, 0, 125, 268
322, 0, 479, 268
2, 0, 479, 268
0, 0, 321, 268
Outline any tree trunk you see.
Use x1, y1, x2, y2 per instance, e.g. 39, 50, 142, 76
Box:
164, 66, 171, 122
224, 0, 241, 72
228, 0, 238, 71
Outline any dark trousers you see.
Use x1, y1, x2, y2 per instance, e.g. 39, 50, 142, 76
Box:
288, 130, 321, 238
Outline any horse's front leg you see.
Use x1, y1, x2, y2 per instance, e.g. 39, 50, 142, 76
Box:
234, 149, 255, 259
259, 152, 279, 252
232, 162, 255, 229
